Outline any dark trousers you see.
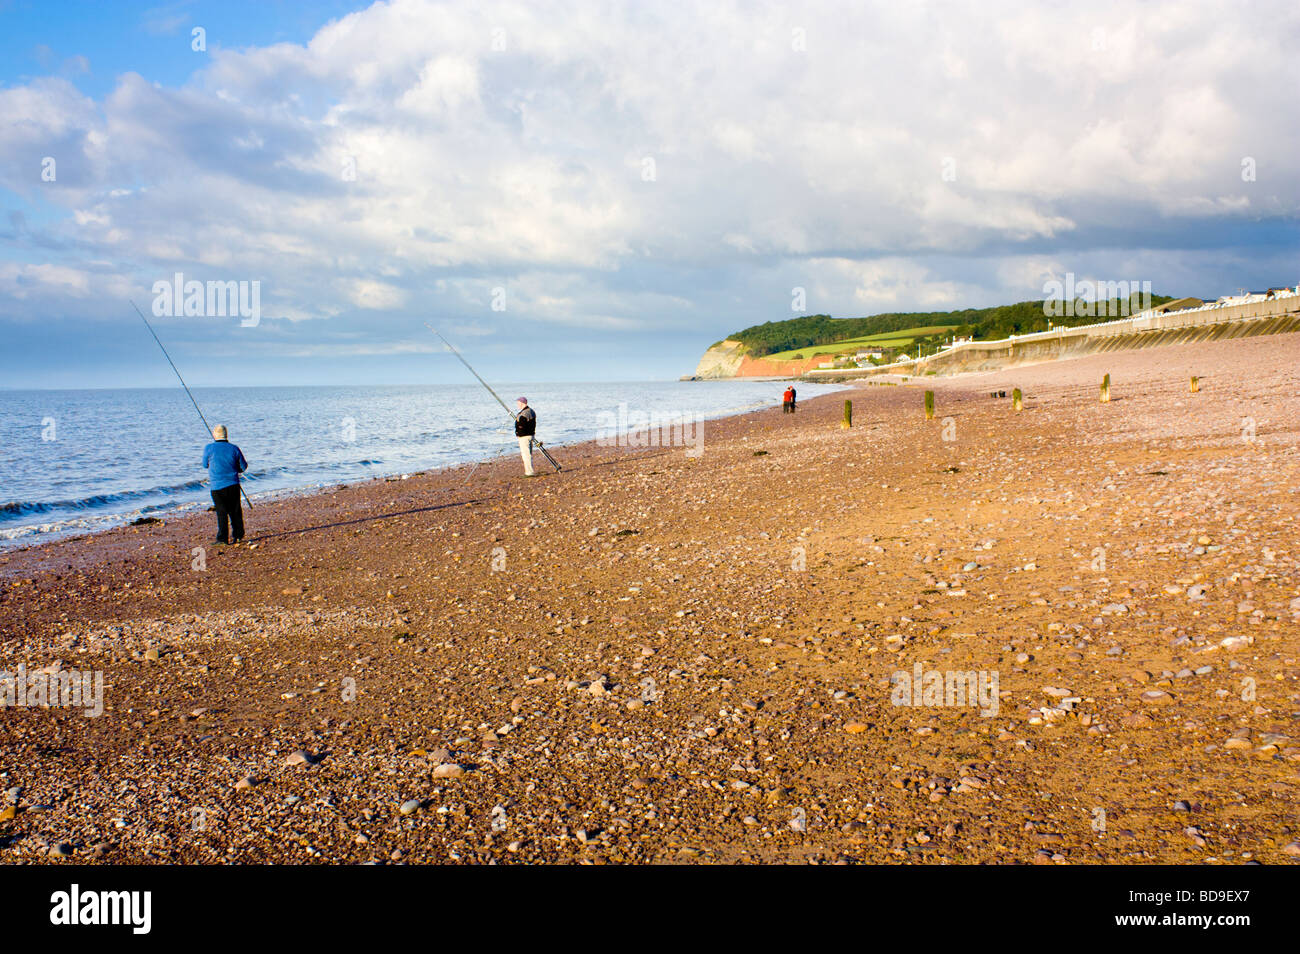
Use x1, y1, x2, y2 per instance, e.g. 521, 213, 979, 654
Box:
211, 485, 244, 543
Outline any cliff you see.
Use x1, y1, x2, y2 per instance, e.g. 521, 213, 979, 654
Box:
692, 339, 831, 379
692, 340, 747, 378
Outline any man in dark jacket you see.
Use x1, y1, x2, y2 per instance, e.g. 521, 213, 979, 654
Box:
515, 397, 537, 476
202, 424, 248, 543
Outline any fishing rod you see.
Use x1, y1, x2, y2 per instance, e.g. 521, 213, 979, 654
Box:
425, 323, 562, 473
130, 300, 253, 509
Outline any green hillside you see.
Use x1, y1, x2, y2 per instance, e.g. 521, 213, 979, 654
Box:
730, 295, 1174, 359
766, 325, 960, 361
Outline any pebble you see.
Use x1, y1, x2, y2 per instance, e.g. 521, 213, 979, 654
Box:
8, 355, 1296, 867
284, 750, 316, 767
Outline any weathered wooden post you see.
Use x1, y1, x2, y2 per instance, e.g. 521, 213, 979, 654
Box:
842, 400, 852, 429
1190, 376, 1199, 393
924, 390, 935, 420
1012, 387, 1023, 411
1100, 373, 1111, 403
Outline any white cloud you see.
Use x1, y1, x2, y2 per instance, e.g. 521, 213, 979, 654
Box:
809, 258, 971, 313
0, 263, 133, 310
2, 0, 1299, 345
344, 279, 408, 310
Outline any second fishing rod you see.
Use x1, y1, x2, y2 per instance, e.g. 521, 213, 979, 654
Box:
426, 324, 562, 473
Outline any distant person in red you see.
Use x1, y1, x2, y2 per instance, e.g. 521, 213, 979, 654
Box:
782, 386, 795, 413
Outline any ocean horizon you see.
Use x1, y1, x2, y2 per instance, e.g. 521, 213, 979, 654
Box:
0, 379, 842, 547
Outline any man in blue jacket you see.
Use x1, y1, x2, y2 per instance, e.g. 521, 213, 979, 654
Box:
202, 424, 248, 544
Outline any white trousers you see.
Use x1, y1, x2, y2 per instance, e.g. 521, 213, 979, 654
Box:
518, 436, 535, 475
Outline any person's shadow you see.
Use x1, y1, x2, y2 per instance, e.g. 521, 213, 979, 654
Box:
250, 498, 485, 542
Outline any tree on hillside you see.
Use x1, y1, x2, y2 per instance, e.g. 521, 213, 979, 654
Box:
728, 297, 1173, 356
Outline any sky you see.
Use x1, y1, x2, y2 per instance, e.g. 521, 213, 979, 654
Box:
1, 0, 1298, 388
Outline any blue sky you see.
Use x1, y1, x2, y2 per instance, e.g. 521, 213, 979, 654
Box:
2, 0, 1299, 388
0, 1, 362, 97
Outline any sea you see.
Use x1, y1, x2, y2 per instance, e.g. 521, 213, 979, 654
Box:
0, 380, 842, 548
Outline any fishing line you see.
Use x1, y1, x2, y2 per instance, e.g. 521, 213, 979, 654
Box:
130, 300, 253, 509
425, 323, 562, 473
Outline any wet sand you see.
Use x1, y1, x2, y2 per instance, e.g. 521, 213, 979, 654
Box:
2, 331, 1298, 864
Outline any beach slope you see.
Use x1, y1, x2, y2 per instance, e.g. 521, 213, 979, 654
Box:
2, 331, 1298, 864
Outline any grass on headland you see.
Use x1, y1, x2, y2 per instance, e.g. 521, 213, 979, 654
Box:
764, 325, 961, 361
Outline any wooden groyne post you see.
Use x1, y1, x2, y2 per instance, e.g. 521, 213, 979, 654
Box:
924, 390, 935, 420
842, 400, 852, 429
1100, 373, 1111, 403
1012, 388, 1022, 411
1190, 376, 1199, 393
